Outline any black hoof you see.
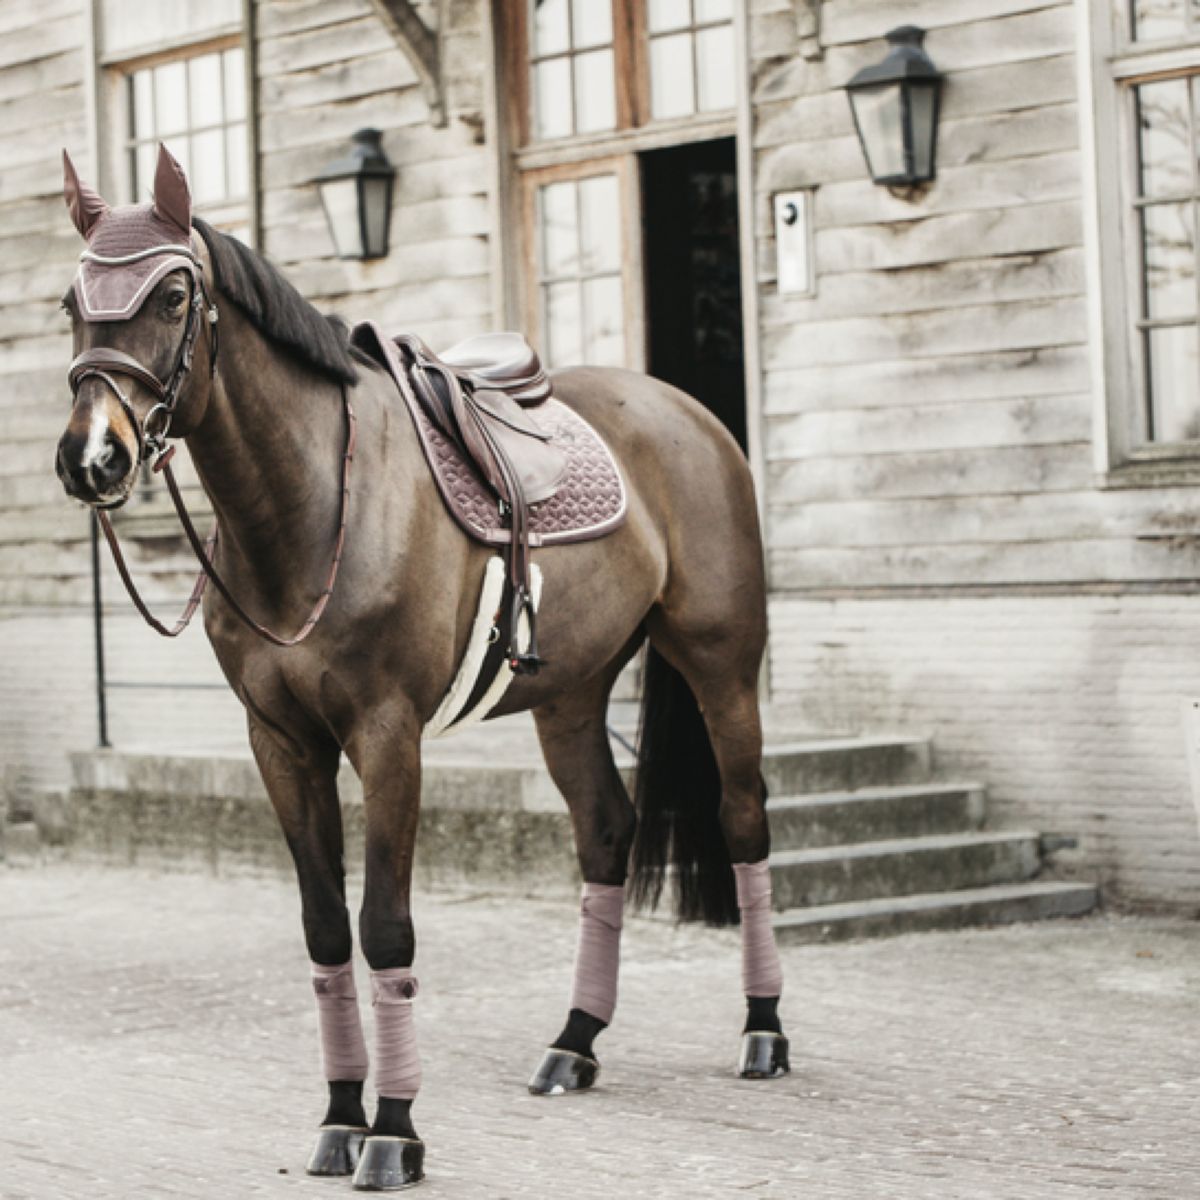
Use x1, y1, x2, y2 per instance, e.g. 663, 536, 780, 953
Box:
738, 1031, 790, 1079
528, 1047, 599, 1095
352, 1136, 425, 1191
306, 1124, 369, 1176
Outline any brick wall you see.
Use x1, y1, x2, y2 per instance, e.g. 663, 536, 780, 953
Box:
769, 593, 1200, 911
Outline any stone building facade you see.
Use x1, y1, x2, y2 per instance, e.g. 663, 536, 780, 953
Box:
3, 0, 1200, 910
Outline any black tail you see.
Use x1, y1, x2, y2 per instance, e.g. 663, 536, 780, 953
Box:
628, 647, 739, 927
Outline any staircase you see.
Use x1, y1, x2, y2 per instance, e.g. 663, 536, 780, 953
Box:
761, 737, 1097, 942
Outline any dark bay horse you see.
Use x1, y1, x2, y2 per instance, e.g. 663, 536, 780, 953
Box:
54, 145, 787, 1190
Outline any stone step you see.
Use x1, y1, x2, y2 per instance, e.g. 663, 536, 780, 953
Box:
769, 782, 985, 850
770, 830, 1041, 909
772, 881, 1099, 944
762, 736, 931, 796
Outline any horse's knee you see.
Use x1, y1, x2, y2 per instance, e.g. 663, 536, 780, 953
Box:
359, 905, 416, 971
719, 785, 770, 864
303, 906, 354, 966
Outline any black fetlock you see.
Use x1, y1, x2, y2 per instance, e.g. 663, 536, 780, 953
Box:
744, 996, 782, 1036
373, 1097, 418, 1140
323, 1080, 369, 1128
551, 1008, 607, 1060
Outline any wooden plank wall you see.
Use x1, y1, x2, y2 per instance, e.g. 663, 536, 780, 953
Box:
749, 0, 1200, 593
0, 0, 92, 610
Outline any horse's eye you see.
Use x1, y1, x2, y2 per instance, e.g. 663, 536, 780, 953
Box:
166, 289, 187, 309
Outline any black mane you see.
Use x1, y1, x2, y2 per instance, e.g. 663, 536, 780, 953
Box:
193, 218, 360, 386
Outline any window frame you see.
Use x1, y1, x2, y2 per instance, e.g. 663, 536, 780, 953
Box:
1083, 0, 1200, 483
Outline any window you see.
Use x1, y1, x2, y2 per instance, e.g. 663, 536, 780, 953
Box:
1088, 2, 1200, 468
126, 48, 248, 216
505, 0, 739, 369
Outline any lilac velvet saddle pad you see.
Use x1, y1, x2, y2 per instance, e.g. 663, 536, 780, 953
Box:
353, 322, 627, 548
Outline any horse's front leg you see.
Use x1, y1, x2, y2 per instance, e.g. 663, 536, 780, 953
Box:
247, 717, 371, 1177
346, 713, 426, 1191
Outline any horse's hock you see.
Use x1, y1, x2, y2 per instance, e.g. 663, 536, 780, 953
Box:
36, 716, 1097, 939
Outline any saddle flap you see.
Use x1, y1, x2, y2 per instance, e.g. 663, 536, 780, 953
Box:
458, 392, 567, 506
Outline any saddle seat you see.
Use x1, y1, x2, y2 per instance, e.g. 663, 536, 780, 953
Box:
437, 332, 550, 406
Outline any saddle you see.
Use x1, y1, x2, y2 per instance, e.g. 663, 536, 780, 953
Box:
350, 322, 626, 677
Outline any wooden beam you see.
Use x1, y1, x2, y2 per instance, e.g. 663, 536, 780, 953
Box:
365, 0, 446, 126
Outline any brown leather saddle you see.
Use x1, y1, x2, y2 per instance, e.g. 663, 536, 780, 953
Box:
351, 322, 626, 675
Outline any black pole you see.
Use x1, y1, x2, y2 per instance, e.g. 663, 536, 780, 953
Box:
90, 511, 110, 748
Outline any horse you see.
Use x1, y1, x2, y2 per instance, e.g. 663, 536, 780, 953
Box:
53, 144, 788, 1191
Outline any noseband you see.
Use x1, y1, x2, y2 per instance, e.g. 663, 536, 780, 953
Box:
67, 251, 357, 647
67, 263, 219, 463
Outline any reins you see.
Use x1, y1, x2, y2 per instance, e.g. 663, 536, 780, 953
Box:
74, 265, 357, 646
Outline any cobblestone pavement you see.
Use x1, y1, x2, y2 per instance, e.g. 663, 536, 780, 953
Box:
0, 865, 1197, 1200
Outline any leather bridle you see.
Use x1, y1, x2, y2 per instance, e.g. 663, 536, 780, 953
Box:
69, 253, 219, 464
68, 254, 356, 647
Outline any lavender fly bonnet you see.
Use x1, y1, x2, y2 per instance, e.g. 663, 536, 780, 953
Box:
64, 143, 200, 321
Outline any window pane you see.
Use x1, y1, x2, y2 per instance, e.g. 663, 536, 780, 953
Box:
154, 61, 188, 135
131, 69, 153, 138
695, 0, 733, 21
162, 135, 190, 179
226, 122, 248, 199
191, 128, 226, 203
583, 275, 625, 366
1134, 0, 1185, 40
540, 181, 579, 278
1136, 79, 1192, 198
696, 24, 735, 111
649, 0, 691, 32
534, 0, 570, 56
650, 33, 695, 119
223, 48, 246, 121
535, 57, 573, 139
545, 281, 583, 366
572, 0, 612, 49
574, 49, 616, 133
134, 143, 155, 199
579, 174, 621, 273
1142, 203, 1196, 319
1146, 325, 1200, 441
188, 54, 222, 128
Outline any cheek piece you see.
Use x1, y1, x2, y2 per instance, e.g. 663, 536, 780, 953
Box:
733, 860, 784, 998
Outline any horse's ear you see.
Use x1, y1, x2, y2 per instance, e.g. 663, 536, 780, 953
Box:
62, 149, 109, 240
152, 142, 192, 237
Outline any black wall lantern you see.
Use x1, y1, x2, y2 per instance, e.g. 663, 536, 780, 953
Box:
846, 26, 943, 187
315, 128, 396, 260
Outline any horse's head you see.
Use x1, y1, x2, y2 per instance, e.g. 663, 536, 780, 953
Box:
55, 144, 218, 508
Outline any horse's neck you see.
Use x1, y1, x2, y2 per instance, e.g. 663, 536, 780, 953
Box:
186, 306, 348, 605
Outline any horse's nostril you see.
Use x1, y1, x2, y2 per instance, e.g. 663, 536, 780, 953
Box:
89, 432, 133, 492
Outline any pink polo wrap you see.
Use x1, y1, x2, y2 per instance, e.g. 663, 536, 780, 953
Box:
310, 960, 369, 1082
569, 882, 625, 1024
733, 860, 784, 997
371, 968, 422, 1100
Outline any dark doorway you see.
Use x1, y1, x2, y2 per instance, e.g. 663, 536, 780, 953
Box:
640, 138, 747, 450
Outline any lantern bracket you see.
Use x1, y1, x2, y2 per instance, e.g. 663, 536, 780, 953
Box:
366, 0, 447, 127
794, 0, 823, 62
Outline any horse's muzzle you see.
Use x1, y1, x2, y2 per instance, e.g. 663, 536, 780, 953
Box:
55, 428, 135, 508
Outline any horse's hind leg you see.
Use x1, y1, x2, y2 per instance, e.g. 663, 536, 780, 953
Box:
646, 613, 790, 1080
527, 670, 638, 1095
247, 717, 371, 1176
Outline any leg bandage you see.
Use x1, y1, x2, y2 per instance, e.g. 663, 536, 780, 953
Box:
569, 882, 625, 1025
311, 961, 369, 1082
371, 968, 422, 1100
733, 860, 784, 998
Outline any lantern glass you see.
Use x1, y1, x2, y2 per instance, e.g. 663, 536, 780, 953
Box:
907, 79, 939, 181
361, 174, 393, 260
319, 177, 364, 259
849, 83, 906, 183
